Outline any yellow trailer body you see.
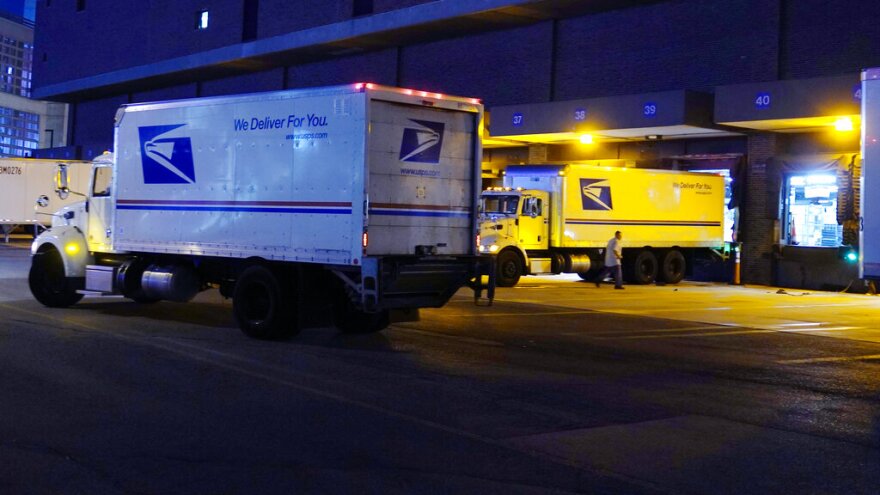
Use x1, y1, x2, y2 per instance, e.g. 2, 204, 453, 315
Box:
550, 165, 725, 248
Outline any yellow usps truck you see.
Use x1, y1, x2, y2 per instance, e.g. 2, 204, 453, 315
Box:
479, 164, 725, 286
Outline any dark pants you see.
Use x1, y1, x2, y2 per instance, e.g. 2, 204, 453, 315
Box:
595, 264, 623, 288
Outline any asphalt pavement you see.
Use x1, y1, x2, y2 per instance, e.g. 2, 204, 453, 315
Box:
1, 241, 879, 494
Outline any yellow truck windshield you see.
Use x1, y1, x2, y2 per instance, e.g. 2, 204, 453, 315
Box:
481, 195, 520, 214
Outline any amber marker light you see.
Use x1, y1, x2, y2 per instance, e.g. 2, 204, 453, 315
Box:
834, 117, 854, 132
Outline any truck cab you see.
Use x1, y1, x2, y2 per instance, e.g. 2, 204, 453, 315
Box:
479, 188, 553, 285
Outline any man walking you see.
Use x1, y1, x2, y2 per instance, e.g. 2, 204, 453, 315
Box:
595, 230, 624, 289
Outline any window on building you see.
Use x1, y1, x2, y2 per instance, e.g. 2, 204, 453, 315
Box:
76, 0, 85, 11
784, 173, 841, 247
196, 10, 209, 30
353, 0, 373, 16
0, 107, 40, 157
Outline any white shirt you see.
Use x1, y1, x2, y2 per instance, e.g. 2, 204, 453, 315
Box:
604, 237, 622, 266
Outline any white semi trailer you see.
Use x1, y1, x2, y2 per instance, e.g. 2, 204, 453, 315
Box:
479, 164, 726, 286
862, 68, 880, 280
29, 84, 490, 338
0, 158, 90, 242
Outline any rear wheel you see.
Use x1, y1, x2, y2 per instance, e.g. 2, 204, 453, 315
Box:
660, 249, 686, 284
628, 250, 658, 285
333, 288, 390, 334
233, 265, 298, 340
29, 247, 83, 308
496, 250, 522, 287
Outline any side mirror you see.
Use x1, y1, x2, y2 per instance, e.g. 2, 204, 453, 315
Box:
55, 164, 70, 200
36, 195, 50, 208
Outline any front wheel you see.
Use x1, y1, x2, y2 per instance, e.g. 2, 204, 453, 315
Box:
29, 247, 84, 308
233, 265, 298, 340
495, 250, 523, 287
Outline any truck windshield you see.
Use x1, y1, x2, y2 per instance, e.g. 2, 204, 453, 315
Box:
481, 195, 520, 214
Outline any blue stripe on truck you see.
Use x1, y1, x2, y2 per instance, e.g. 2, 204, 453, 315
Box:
566, 219, 721, 226
118, 205, 352, 214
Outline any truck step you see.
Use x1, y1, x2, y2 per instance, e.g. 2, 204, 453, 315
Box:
76, 290, 124, 298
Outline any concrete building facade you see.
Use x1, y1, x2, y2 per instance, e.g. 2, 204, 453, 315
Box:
31, 0, 880, 288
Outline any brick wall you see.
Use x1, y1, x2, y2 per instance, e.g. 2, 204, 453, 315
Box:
399, 22, 553, 106
287, 49, 398, 89
740, 133, 780, 285
34, 0, 245, 87
783, 0, 880, 79
201, 69, 286, 97
258, 0, 348, 38
554, 0, 780, 100
374, 0, 433, 14
72, 94, 129, 151
131, 84, 198, 104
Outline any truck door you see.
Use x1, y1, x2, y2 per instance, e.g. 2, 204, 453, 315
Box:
518, 192, 549, 249
366, 101, 476, 255
86, 165, 114, 252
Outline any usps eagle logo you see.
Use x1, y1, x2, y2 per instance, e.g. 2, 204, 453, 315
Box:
399, 119, 445, 163
138, 124, 196, 184
580, 178, 613, 210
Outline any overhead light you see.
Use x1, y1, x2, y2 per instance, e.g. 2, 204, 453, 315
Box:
834, 117, 854, 132
646, 134, 662, 141
579, 134, 594, 145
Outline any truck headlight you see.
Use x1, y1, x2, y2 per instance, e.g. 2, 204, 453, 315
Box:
488, 244, 499, 253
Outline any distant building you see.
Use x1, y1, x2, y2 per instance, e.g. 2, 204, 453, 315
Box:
0, 8, 67, 157
0, 0, 36, 22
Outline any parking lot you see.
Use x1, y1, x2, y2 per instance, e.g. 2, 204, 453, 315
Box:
1, 240, 879, 494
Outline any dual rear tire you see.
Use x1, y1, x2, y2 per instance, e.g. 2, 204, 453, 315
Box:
233, 265, 299, 340
232, 264, 390, 339
624, 249, 686, 285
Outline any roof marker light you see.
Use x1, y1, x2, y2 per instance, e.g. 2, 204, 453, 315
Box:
579, 134, 594, 145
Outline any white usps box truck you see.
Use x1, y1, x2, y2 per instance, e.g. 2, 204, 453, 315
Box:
0, 158, 90, 242
29, 84, 489, 338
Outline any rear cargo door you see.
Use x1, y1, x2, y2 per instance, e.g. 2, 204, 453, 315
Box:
366, 101, 475, 256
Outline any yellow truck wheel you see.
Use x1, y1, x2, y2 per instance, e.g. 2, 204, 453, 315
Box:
628, 250, 658, 285
496, 250, 522, 287
660, 249, 686, 284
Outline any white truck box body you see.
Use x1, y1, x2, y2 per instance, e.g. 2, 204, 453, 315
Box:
112, 85, 482, 264
504, 164, 724, 248
862, 68, 880, 278
0, 158, 90, 228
